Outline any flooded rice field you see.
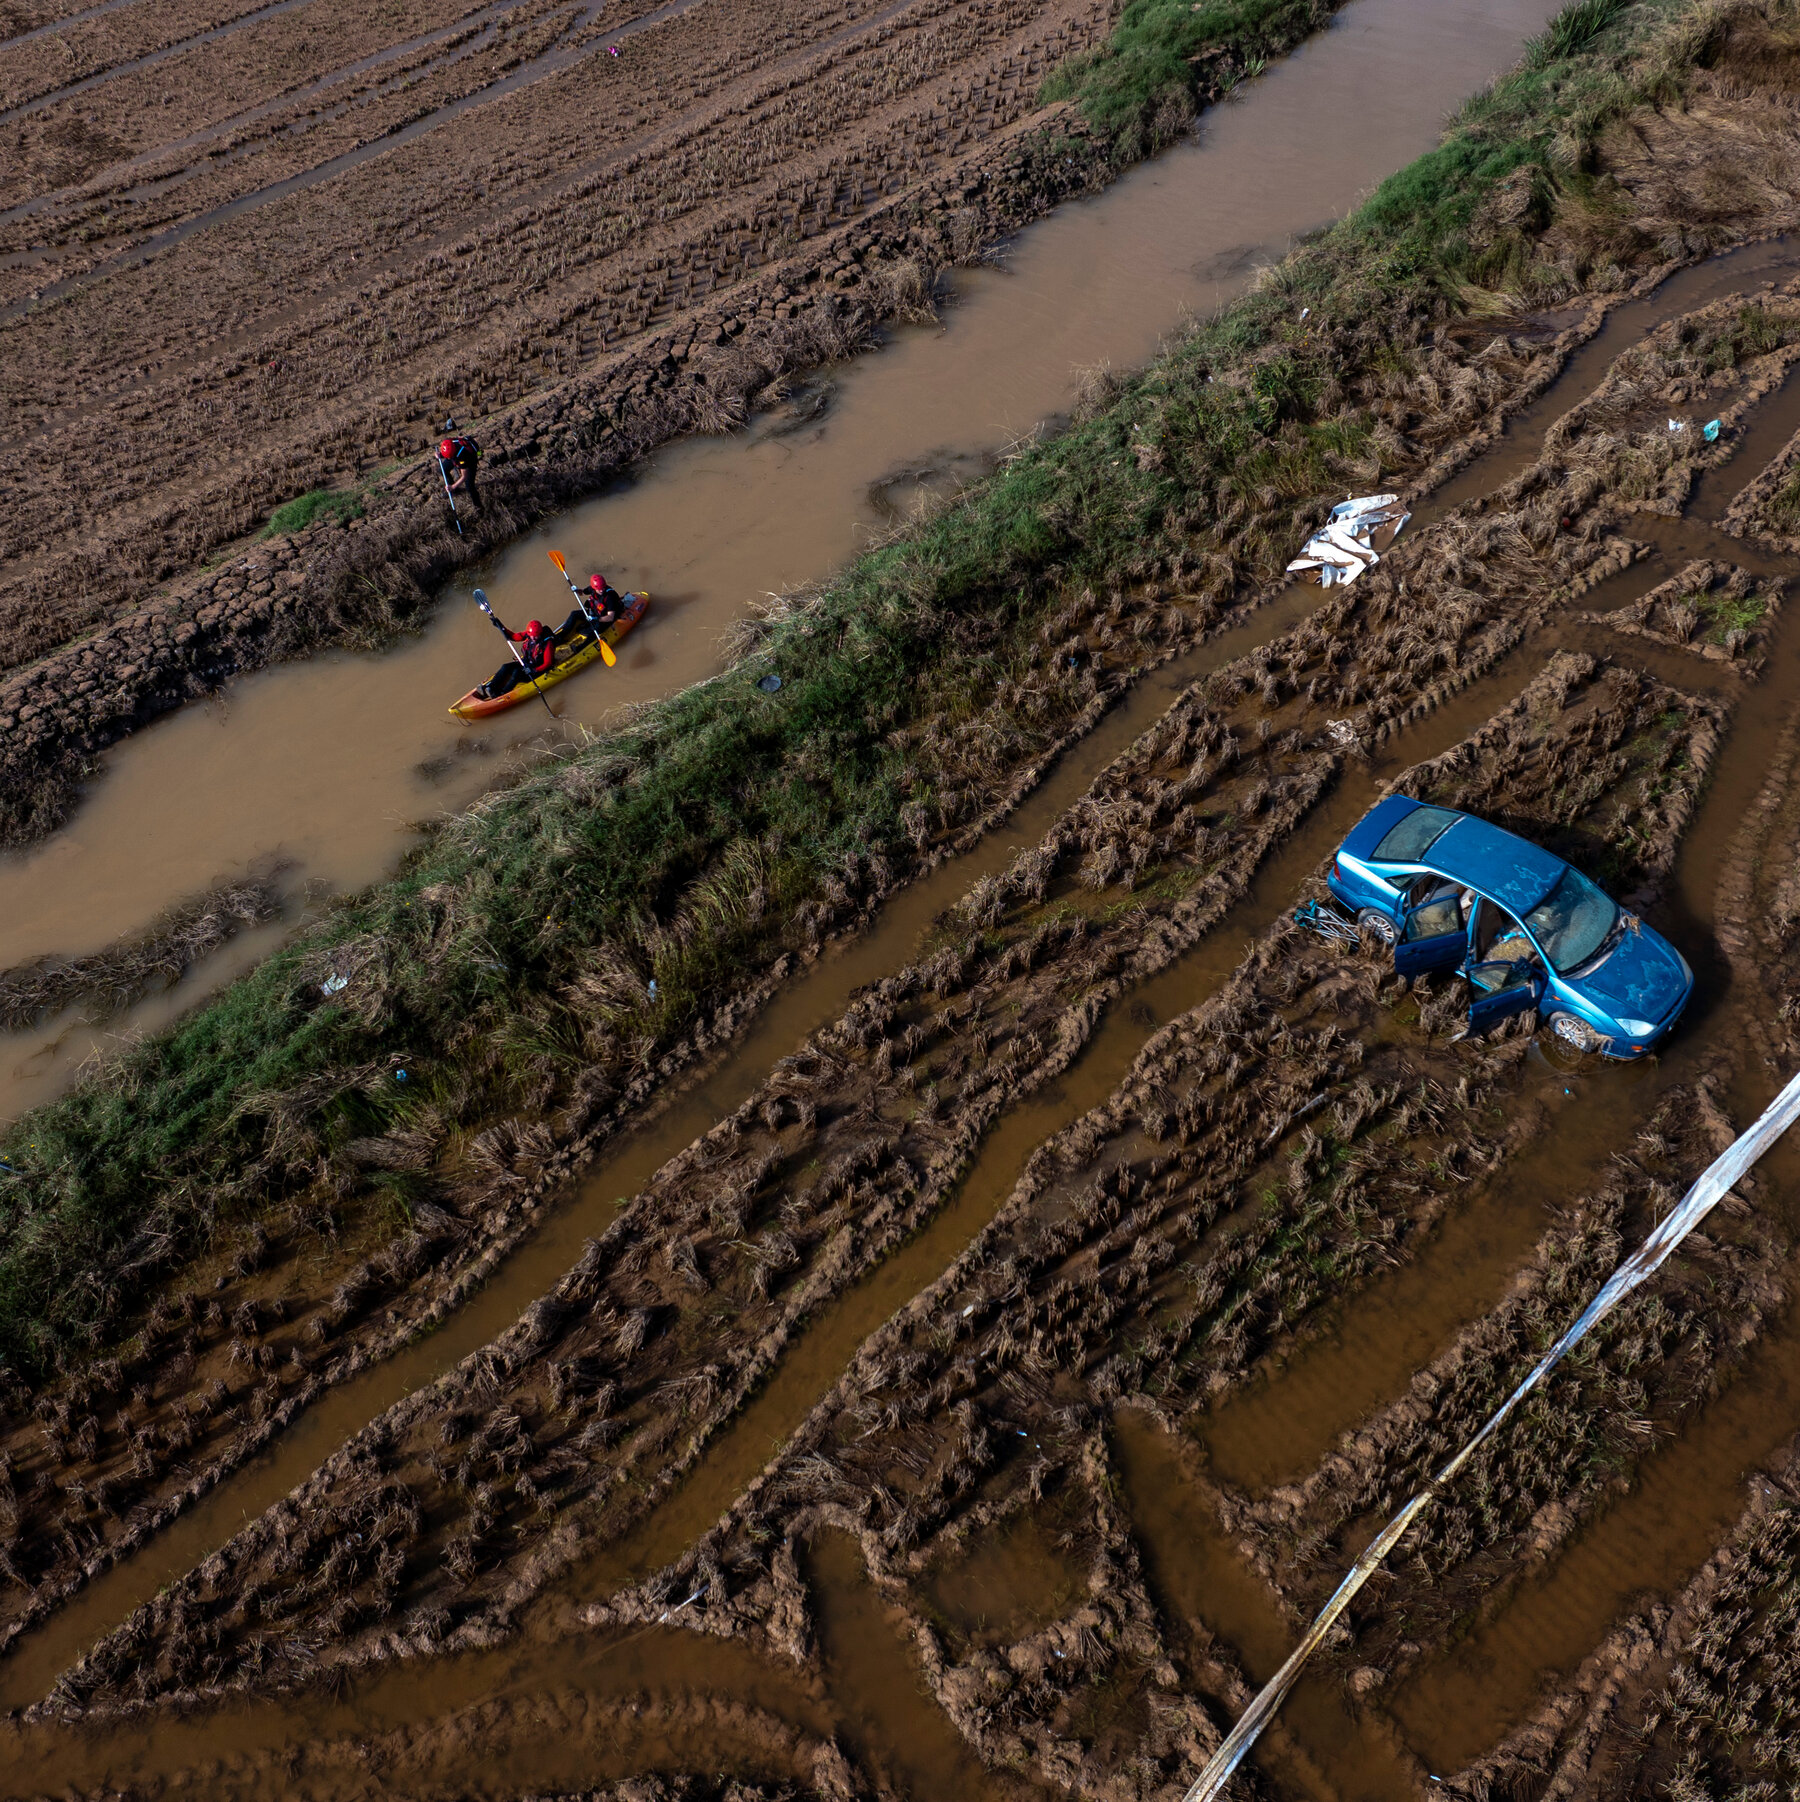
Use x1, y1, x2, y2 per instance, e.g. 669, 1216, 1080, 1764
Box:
11, 0, 1800, 1799
0, 0, 1562, 1127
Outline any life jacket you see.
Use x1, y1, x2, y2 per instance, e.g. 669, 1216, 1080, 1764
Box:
523, 627, 555, 673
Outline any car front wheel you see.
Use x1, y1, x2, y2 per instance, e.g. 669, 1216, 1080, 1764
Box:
1547, 1011, 1603, 1054
1356, 909, 1397, 947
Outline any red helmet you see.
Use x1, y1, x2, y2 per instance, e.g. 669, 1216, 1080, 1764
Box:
526, 620, 545, 635
588, 573, 608, 594
439, 438, 456, 458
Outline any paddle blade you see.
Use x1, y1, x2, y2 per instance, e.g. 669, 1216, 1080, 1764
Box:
548, 549, 567, 575
598, 637, 617, 668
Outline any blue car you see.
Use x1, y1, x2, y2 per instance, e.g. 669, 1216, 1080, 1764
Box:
1326, 796, 1693, 1057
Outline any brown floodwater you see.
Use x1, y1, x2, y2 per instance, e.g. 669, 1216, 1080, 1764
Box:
0, 1538, 1012, 1802
1363, 378, 1800, 1771
0, 0, 1562, 1125
1114, 1408, 1424, 1802
32, 0, 1800, 1784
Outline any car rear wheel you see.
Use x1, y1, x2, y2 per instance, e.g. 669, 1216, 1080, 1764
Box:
1547, 1011, 1603, 1054
1356, 909, 1397, 947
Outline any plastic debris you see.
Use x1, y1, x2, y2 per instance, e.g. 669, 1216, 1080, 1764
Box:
758, 673, 782, 692
1704, 417, 1722, 442
647, 979, 658, 1001
1286, 493, 1410, 588
395, 1069, 409, 1083
1293, 896, 1361, 945
1668, 417, 1686, 433
320, 973, 348, 996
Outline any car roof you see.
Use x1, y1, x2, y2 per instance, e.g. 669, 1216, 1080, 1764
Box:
1421, 815, 1565, 916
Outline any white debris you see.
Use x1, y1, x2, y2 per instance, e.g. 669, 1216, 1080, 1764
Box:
1286, 493, 1410, 588
320, 973, 348, 996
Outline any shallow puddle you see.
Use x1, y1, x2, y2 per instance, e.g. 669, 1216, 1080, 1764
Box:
1113, 1407, 1422, 1802
920, 1503, 1087, 1651
809, 1528, 1031, 1801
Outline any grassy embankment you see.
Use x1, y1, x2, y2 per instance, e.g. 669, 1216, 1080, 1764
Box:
0, 0, 1712, 1374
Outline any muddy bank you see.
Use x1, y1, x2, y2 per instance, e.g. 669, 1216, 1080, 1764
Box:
14, 9, 1800, 1796
0, 0, 1377, 848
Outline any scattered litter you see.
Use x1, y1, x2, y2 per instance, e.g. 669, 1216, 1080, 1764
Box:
395, 1070, 409, 1084
1299, 306, 1310, 321
1668, 417, 1686, 433
647, 979, 658, 1001
1325, 718, 1360, 748
657, 1586, 705, 1623
1704, 417, 1722, 441
1286, 493, 1410, 587
320, 973, 349, 996
607, 43, 620, 54
758, 673, 782, 692
1293, 896, 1361, 945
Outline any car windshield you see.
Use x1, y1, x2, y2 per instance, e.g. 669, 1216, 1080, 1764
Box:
1371, 804, 1459, 864
1523, 866, 1618, 973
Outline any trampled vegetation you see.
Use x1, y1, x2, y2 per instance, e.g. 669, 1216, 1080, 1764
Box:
0, 0, 1707, 1374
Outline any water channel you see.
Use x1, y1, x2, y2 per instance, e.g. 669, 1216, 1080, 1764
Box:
0, 0, 1561, 1126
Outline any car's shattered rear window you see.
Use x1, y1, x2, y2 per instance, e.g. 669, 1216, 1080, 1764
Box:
1371, 804, 1459, 864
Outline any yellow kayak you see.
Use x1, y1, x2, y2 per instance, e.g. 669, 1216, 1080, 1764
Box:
449, 592, 650, 720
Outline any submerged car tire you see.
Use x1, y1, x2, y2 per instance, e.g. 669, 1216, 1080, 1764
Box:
1356, 909, 1398, 946
1547, 1011, 1604, 1054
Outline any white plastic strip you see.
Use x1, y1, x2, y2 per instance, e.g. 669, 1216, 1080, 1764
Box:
1184, 1063, 1800, 1800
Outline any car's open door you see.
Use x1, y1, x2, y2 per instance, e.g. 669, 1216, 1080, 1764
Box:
1394, 892, 1466, 975
1463, 961, 1545, 1032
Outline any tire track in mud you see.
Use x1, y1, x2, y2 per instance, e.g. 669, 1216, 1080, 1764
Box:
0, 0, 682, 317
0, 0, 541, 226
0, 1521, 1027, 1800
1419, 235, 1800, 524
1188, 375, 1800, 1778
0, 586, 1326, 1712
0, 245, 1769, 1733
0, 0, 325, 122
0, 0, 152, 52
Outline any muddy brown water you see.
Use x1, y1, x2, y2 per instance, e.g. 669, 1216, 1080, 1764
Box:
0, 0, 1560, 1125
25, 0, 1800, 1781
1419, 234, 1799, 523
1114, 1408, 1423, 1802
0, 1525, 1023, 1800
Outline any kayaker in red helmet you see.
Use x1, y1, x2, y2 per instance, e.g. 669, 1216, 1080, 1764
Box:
475, 611, 556, 699
437, 420, 481, 508
583, 572, 622, 631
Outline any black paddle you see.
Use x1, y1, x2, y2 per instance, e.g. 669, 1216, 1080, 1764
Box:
473, 588, 554, 719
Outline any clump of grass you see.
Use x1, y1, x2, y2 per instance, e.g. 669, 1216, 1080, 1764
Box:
1767, 467, 1800, 532
1699, 588, 1767, 640
1043, 0, 1336, 159
262, 488, 365, 538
